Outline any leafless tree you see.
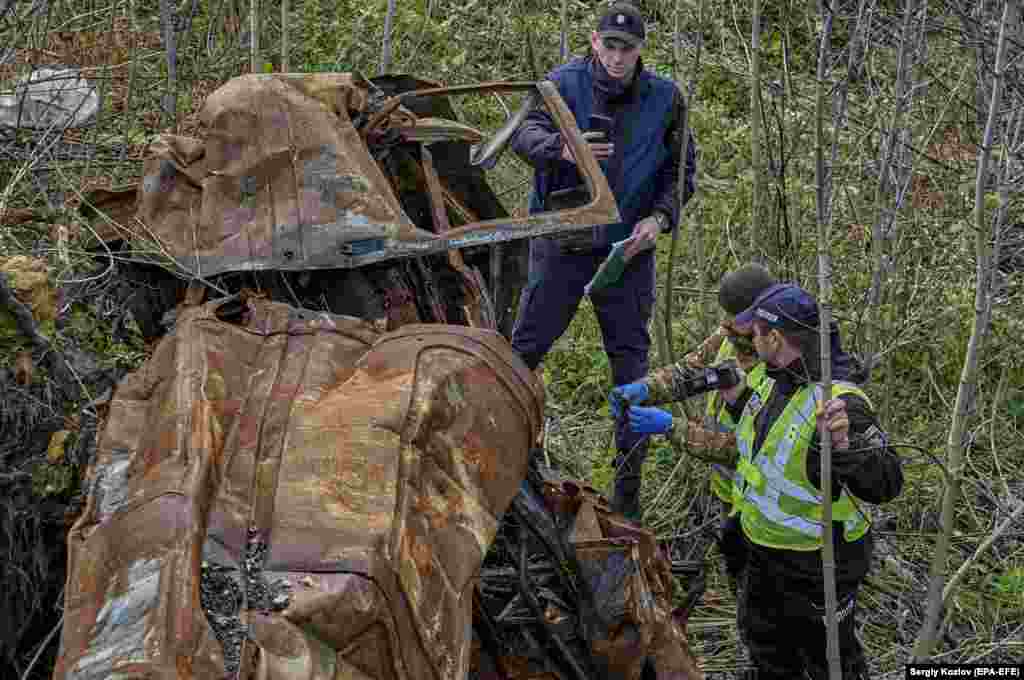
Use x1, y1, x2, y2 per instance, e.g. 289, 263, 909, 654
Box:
863, 0, 927, 395
911, 0, 1018, 662
749, 0, 765, 257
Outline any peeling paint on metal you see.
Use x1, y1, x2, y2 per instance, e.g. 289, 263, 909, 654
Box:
95, 450, 132, 521
70, 558, 160, 680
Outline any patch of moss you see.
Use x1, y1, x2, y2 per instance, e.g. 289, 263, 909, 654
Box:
31, 459, 78, 498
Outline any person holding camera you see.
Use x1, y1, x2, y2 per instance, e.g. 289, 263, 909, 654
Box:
609, 263, 776, 585
617, 281, 903, 680
510, 1, 697, 520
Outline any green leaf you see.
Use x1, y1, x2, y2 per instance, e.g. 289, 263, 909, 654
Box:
992, 568, 1024, 594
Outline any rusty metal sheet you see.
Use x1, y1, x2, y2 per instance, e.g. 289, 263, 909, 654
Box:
483, 466, 706, 680
585, 509, 704, 680
53, 297, 544, 680
115, 74, 618, 278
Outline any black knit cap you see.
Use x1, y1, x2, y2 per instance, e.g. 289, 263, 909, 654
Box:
718, 264, 778, 316
597, 2, 646, 47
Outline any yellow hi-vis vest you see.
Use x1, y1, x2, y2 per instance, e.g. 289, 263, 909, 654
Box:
704, 342, 772, 502
730, 381, 871, 550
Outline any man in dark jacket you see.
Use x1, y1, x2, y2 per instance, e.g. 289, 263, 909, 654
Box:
510, 1, 697, 519
620, 283, 903, 679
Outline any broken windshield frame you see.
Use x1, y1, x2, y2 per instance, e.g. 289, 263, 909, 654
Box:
287, 80, 620, 271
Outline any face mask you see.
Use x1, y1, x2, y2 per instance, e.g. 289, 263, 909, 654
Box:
727, 331, 756, 356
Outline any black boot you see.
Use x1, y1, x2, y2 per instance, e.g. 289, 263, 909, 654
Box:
611, 446, 645, 521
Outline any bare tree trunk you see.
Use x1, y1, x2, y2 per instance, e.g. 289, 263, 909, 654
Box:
380, 0, 398, 75
663, 0, 705, 365
749, 0, 764, 259
814, 0, 841, 677
159, 0, 179, 122
864, 0, 918, 378
558, 0, 569, 62
250, 0, 260, 73
281, 0, 289, 72
911, 0, 1017, 662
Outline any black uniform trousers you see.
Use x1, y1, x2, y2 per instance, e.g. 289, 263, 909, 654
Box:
512, 237, 656, 518
737, 538, 870, 680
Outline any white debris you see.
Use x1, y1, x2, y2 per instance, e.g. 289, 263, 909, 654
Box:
0, 67, 100, 130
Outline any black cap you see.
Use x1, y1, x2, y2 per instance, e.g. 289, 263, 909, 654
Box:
718, 264, 777, 316
597, 3, 646, 47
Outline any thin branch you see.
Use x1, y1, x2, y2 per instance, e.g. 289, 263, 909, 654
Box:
941, 495, 1024, 605
0, 272, 78, 400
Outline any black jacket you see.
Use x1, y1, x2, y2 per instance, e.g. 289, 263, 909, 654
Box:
725, 350, 903, 586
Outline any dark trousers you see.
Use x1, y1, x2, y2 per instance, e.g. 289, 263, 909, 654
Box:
511, 237, 656, 516
718, 511, 747, 584
737, 550, 870, 680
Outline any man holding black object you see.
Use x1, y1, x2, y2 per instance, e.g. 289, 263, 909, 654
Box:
510, 1, 697, 519
618, 282, 904, 679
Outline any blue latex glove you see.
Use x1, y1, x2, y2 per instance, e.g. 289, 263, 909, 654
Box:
609, 382, 649, 420
627, 406, 674, 435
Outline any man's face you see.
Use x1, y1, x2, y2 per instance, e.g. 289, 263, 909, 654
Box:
753, 322, 788, 367
590, 32, 642, 81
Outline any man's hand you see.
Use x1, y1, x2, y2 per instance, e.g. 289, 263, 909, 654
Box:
627, 406, 673, 435
817, 398, 851, 450
623, 216, 660, 260
561, 131, 614, 164
609, 382, 649, 419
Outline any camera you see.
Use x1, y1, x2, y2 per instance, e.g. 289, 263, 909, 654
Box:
672, 362, 742, 400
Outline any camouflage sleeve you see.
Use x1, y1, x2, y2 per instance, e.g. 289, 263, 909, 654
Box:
641, 329, 727, 405
667, 419, 739, 468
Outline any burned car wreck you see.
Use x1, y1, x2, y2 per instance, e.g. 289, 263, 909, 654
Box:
54, 73, 705, 680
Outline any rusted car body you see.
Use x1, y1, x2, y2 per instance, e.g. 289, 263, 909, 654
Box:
54, 298, 545, 680
125, 75, 617, 275
83, 73, 617, 340
56, 73, 705, 680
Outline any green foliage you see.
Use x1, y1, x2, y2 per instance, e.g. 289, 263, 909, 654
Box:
31, 458, 77, 498
698, 67, 748, 119
991, 568, 1024, 596
62, 304, 146, 369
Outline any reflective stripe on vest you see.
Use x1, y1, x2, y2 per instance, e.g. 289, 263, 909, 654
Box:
731, 381, 871, 550
705, 341, 771, 502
